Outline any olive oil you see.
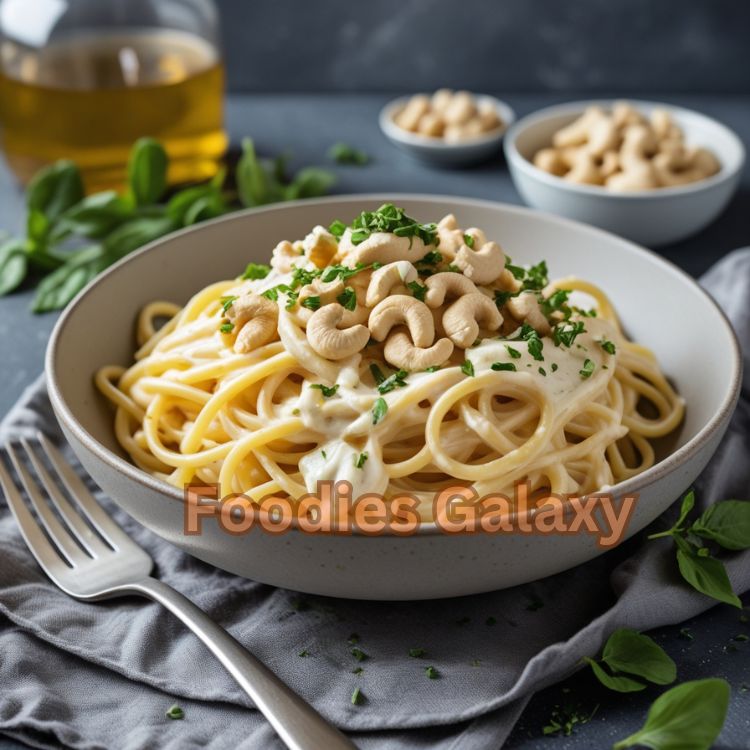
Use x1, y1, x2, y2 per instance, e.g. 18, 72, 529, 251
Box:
0, 29, 227, 191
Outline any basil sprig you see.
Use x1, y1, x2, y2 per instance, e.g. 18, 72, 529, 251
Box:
1, 137, 335, 312
584, 628, 676, 693
613, 678, 730, 750
649, 491, 749, 608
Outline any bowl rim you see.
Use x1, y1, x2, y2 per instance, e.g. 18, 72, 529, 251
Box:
46, 193, 743, 536
379, 94, 516, 149
504, 98, 746, 200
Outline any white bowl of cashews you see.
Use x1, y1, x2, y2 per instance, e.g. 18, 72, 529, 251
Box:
504, 100, 745, 246
380, 89, 516, 167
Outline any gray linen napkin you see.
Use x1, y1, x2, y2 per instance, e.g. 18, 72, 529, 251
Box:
1, 249, 749, 750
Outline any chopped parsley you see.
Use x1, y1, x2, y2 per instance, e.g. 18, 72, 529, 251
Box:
417, 250, 443, 265
355, 452, 368, 469
352, 666, 364, 675
220, 295, 237, 314
240, 262, 271, 280
369, 363, 386, 385
310, 383, 339, 398
166, 705, 184, 720
538, 366, 547, 376
332, 204, 438, 247
491, 362, 516, 372
551, 363, 558, 372
351, 647, 368, 661
505, 345, 521, 359
372, 397, 388, 424
321, 450, 327, 459
579, 359, 595, 379
328, 219, 347, 238
337, 287, 357, 311
220, 321, 235, 333
512, 324, 544, 361
446, 264, 461, 273
298, 649, 309, 657
321, 263, 368, 283
541, 289, 571, 316
599, 339, 617, 355
494, 289, 514, 308
290, 266, 321, 287
407, 280, 427, 301
301, 295, 321, 310
463, 233, 475, 248
461, 360, 475, 377
351, 687, 363, 705
409, 648, 426, 658
377, 368, 409, 394
553, 320, 586, 348
425, 365, 440, 373
425, 666, 439, 679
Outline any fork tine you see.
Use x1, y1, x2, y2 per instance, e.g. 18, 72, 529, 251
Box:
0, 453, 74, 574
21, 438, 111, 558
5, 443, 86, 566
37, 433, 135, 551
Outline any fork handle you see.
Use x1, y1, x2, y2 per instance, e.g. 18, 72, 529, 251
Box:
122, 577, 356, 750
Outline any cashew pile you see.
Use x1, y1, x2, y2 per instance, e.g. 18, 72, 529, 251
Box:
223, 212, 559, 373
393, 89, 504, 142
532, 102, 721, 191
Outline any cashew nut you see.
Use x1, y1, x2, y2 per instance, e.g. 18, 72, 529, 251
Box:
442, 292, 503, 348
298, 277, 345, 305
365, 261, 418, 306
303, 226, 338, 268
306, 304, 370, 360
454, 240, 505, 284
270, 240, 300, 274
368, 295, 435, 348
383, 332, 454, 371
393, 90, 504, 142
424, 272, 478, 307
533, 101, 721, 192
226, 294, 279, 353
345, 232, 431, 267
505, 292, 551, 336
436, 213, 463, 259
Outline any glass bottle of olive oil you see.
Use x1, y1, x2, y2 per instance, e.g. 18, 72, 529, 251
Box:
0, 0, 227, 192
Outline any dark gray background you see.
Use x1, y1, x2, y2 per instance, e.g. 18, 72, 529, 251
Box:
216, 0, 750, 94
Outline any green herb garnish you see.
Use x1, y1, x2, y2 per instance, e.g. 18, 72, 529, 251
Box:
310, 383, 339, 398
166, 705, 184, 720
332, 204, 438, 247
372, 397, 388, 424
407, 280, 427, 301
377, 369, 408, 395
579, 359, 595, 379
409, 648, 426, 658
461, 360, 475, 377
491, 362, 516, 372
220, 322, 234, 334
337, 287, 357, 311
351, 647, 368, 661
351, 687, 363, 705
220, 295, 237, 313
241, 262, 271, 280
301, 295, 321, 310
355, 453, 368, 469
505, 345, 522, 359
553, 320, 586, 348
463, 233, 475, 248
425, 666, 439, 679
600, 339, 617, 355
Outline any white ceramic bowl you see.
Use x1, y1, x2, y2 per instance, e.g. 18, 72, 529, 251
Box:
46, 195, 741, 600
379, 95, 515, 167
504, 100, 745, 246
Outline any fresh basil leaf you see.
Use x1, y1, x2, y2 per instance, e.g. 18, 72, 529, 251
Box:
26, 160, 84, 227
601, 629, 676, 685
674, 536, 742, 608
0, 239, 28, 296
60, 191, 133, 238
690, 500, 750, 551
103, 216, 177, 261
675, 490, 695, 530
32, 245, 111, 312
583, 657, 647, 693
237, 138, 272, 207
328, 142, 370, 165
168, 172, 230, 227
127, 138, 168, 206
285, 167, 336, 201
613, 678, 730, 750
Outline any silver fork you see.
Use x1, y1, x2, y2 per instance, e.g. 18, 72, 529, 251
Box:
0, 434, 355, 750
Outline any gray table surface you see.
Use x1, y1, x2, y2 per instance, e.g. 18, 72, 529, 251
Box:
0, 94, 748, 749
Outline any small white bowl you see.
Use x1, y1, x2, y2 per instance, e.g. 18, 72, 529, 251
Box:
379, 94, 516, 167
504, 100, 745, 246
